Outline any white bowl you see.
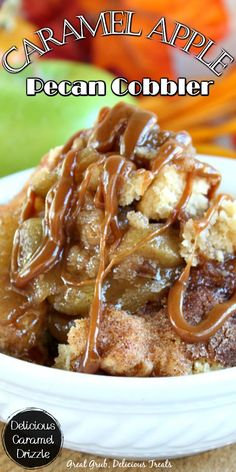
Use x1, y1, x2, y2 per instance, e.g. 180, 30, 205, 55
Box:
0, 156, 236, 459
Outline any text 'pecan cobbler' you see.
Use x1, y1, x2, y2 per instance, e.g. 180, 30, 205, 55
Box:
0, 102, 236, 376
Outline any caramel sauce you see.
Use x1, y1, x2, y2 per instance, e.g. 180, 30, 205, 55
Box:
103, 173, 194, 280
20, 187, 37, 223
11, 150, 77, 287
168, 194, 236, 342
151, 141, 221, 199
81, 156, 133, 373
88, 102, 157, 158
9, 102, 235, 373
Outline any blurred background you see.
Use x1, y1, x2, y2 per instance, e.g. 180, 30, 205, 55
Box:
0, 0, 235, 176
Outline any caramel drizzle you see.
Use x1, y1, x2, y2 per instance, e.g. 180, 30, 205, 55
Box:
80, 171, 194, 374
10, 102, 234, 374
88, 102, 157, 159
103, 172, 194, 280
11, 150, 77, 287
150, 140, 221, 200
168, 194, 236, 343
81, 156, 133, 373
20, 187, 37, 223
99, 140, 221, 281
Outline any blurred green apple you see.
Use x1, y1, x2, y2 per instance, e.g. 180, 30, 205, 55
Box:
0, 60, 135, 176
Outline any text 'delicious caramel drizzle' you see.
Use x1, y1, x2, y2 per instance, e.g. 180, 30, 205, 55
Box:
9, 102, 235, 373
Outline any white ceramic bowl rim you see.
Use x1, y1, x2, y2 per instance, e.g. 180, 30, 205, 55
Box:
1, 353, 236, 404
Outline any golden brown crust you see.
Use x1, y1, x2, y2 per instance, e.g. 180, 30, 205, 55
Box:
55, 307, 192, 377
138, 165, 210, 220
55, 259, 236, 376
181, 199, 236, 264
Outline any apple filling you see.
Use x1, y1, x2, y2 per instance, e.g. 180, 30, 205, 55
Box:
0, 102, 236, 376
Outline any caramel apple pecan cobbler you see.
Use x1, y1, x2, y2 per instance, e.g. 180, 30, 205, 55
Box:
0, 102, 236, 376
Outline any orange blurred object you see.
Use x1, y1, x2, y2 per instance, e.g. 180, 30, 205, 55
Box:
79, 0, 229, 80
140, 67, 236, 157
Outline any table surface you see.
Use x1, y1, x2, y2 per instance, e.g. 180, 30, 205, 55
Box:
0, 422, 235, 472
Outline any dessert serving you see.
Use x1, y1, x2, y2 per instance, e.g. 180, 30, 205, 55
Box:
0, 102, 236, 377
